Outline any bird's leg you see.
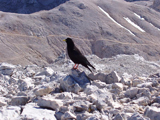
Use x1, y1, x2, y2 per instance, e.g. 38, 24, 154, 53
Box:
73, 64, 77, 69
75, 64, 79, 69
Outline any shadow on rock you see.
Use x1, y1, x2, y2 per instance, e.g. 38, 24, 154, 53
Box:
0, 0, 69, 14
60, 69, 91, 94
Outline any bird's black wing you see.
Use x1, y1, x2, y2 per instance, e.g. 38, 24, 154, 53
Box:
71, 46, 95, 70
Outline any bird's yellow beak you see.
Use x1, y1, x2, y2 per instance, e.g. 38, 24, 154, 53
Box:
63, 39, 66, 42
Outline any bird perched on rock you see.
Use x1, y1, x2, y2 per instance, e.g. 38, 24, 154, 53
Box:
63, 38, 95, 72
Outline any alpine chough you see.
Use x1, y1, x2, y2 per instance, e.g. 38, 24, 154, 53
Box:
63, 38, 95, 72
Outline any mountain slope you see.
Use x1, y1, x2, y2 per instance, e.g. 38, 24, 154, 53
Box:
0, 0, 160, 66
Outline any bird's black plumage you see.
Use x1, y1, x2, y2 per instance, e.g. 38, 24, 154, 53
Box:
63, 38, 95, 72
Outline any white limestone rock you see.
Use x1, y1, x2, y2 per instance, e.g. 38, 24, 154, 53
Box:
105, 71, 121, 84
34, 83, 55, 96
76, 111, 92, 120
88, 72, 106, 82
121, 73, 132, 86
89, 71, 121, 84
132, 97, 150, 106
123, 106, 135, 113
73, 100, 91, 112
25, 69, 35, 77
112, 83, 123, 91
54, 92, 75, 99
120, 98, 130, 103
95, 99, 108, 110
137, 82, 152, 88
33, 75, 46, 85
61, 111, 76, 120
18, 77, 34, 91
128, 113, 146, 120
125, 87, 139, 99
0, 97, 7, 107
144, 106, 160, 120
132, 79, 144, 87
37, 96, 63, 110
36, 67, 54, 76
0, 63, 16, 70
91, 80, 109, 88
59, 106, 69, 113
0, 106, 21, 120
21, 103, 56, 120
84, 85, 99, 95
0, 63, 16, 76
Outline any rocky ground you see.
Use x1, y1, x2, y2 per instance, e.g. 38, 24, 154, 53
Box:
0, 54, 160, 120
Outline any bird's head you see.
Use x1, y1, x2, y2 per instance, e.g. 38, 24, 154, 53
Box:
63, 38, 74, 46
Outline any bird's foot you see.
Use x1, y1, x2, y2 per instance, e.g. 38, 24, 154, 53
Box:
73, 64, 79, 69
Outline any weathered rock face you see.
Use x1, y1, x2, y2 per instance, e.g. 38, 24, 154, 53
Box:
0, 54, 159, 119
153, 0, 160, 11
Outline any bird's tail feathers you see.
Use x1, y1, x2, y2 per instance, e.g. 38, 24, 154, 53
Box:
89, 63, 95, 70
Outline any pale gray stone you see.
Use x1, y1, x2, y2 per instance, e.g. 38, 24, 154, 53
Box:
137, 88, 151, 99
132, 97, 150, 106
105, 71, 121, 84
121, 73, 132, 86
123, 106, 135, 113
37, 96, 63, 110
120, 98, 130, 103
55, 111, 63, 120
112, 113, 125, 120
18, 77, 34, 91
0, 63, 16, 76
132, 79, 144, 87
112, 83, 123, 91
34, 84, 54, 96
73, 100, 91, 112
25, 69, 35, 77
59, 106, 69, 113
125, 87, 139, 99
128, 113, 146, 120
151, 103, 160, 108
88, 71, 121, 84
91, 80, 108, 88
36, 67, 54, 76
54, 92, 76, 100
137, 82, 152, 88
89, 72, 106, 82
61, 111, 76, 120
0, 106, 21, 120
144, 106, 160, 120
77, 112, 92, 120
84, 85, 99, 95
0, 97, 7, 107
153, 96, 160, 104
21, 103, 56, 120
109, 109, 120, 116
95, 99, 108, 111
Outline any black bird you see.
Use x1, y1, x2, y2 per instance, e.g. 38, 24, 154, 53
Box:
63, 38, 95, 72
